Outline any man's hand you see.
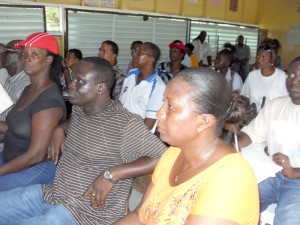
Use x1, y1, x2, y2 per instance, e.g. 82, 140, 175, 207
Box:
273, 152, 294, 178
82, 174, 114, 208
48, 126, 65, 165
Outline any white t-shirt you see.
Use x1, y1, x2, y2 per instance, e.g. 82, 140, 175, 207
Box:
119, 68, 165, 132
191, 40, 211, 65
225, 68, 243, 90
181, 53, 192, 67
242, 97, 300, 167
241, 68, 288, 111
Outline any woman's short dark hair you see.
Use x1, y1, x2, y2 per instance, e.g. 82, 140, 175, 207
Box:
219, 42, 236, 64
175, 67, 248, 135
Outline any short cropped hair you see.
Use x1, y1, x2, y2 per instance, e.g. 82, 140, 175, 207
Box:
69, 48, 82, 60
81, 57, 115, 92
102, 40, 119, 55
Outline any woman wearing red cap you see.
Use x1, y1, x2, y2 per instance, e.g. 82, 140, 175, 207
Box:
157, 40, 188, 84
0, 32, 66, 191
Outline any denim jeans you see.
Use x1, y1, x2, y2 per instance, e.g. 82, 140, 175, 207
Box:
259, 171, 300, 225
232, 62, 249, 82
0, 153, 56, 191
0, 184, 77, 225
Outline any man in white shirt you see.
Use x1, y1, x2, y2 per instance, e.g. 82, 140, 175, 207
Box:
191, 31, 212, 67
119, 42, 165, 133
237, 57, 300, 225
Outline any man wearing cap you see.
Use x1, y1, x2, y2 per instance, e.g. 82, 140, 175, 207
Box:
0, 40, 31, 153
191, 30, 212, 67
0, 40, 30, 121
157, 41, 188, 84
119, 42, 165, 133
0, 43, 9, 87
98, 40, 125, 100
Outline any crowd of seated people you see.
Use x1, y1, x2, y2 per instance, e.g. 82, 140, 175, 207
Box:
0, 30, 299, 225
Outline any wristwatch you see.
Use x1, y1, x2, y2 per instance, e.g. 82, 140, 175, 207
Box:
103, 168, 118, 184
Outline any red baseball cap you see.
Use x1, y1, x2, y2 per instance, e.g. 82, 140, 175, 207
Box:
168, 42, 186, 52
15, 32, 58, 54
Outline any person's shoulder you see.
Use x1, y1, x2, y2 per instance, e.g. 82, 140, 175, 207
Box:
113, 64, 125, 75
274, 68, 287, 77
126, 68, 139, 78
154, 73, 166, 88
248, 69, 260, 78
109, 100, 143, 120
269, 96, 290, 106
157, 61, 168, 69
205, 41, 211, 46
233, 71, 243, 82
38, 84, 64, 103
45, 84, 62, 96
214, 153, 255, 178
160, 146, 180, 162
17, 71, 30, 84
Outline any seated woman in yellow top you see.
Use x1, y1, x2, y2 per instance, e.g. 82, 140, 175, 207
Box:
113, 68, 259, 225
185, 43, 199, 67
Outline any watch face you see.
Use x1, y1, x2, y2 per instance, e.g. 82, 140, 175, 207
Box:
104, 170, 112, 180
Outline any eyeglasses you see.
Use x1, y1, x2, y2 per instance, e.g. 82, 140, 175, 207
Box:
286, 71, 300, 80
135, 51, 152, 57
98, 48, 111, 54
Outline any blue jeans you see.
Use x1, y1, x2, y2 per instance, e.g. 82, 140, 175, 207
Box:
0, 153, 56, 191
0, 184, 77, 225
232, 62, 249, 82
259, 171, 300, 225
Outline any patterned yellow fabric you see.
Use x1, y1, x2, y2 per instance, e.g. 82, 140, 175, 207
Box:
139, 147, 259, 225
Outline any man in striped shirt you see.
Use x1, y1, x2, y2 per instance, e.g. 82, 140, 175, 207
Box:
0, 40, 30, 152
0, 57, 166, 225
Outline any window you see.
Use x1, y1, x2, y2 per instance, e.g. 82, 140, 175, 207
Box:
66, 9, 188, 71
0, 4, 45, 44
190, 21, 258, 64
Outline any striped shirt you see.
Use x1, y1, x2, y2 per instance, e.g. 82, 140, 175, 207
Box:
0, 70, 30, 121
43, 101, 166, 225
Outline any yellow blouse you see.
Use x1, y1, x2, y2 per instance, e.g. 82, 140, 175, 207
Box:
139, 147, 259, 225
